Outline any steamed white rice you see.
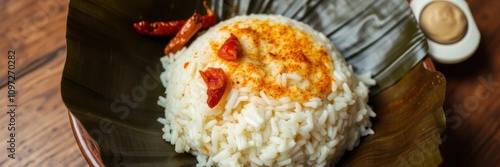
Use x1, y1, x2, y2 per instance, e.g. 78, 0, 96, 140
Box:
158, 14, 375, 167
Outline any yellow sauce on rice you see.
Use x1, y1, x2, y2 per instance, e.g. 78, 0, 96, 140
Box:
206, 19, 334, 102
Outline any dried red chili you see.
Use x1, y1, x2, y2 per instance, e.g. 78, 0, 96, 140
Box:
200, 1, 217, 30
164, 13, 202, 54
133, 21, 184, 36
133, 1, 217, 36
199, 68, 227, 108
218, 33, 242, 60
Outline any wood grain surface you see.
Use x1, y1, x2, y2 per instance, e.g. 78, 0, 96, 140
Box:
0, 0, 498, 167
436, 0, 500, 166
0, 0, 88, 166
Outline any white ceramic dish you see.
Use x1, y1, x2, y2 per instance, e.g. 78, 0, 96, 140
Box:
410, 0, 480, 64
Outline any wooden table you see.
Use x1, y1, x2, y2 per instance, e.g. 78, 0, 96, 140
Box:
436, 0, 500, 166
0, 0, 497, 166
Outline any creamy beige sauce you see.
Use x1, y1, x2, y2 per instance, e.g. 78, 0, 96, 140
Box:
420, 1, 467, 44
211, 19, 334, 102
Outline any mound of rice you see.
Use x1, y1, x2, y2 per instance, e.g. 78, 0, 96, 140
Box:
157, 14, 376, 167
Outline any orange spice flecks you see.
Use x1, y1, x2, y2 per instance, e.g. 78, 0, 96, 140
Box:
184, 62, 190, 69
203, 145, 210, 153
212, 19, 334, 102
